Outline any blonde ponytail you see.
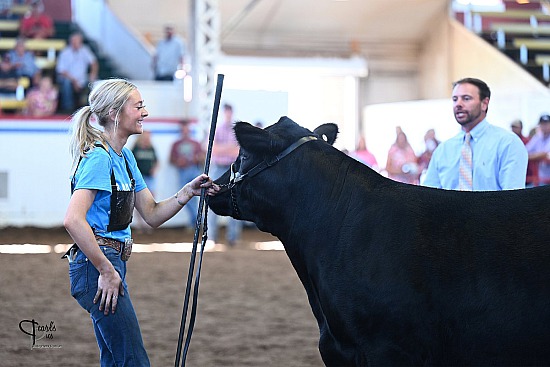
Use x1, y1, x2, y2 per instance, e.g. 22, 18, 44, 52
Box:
68, 106, 103, 171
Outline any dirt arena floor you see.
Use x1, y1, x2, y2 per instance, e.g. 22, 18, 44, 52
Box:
0, 226, 324, 367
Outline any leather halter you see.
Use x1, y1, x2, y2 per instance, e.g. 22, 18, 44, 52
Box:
220, 135, 318, 218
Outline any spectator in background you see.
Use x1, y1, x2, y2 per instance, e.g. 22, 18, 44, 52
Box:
169, 120, 204, 228
511, 119, 537, 186
510, 119, 528, 144
0, 0, 15, 19
208, 103, 242, 247
8, 37, 40, 86
24, 74, 57, 116
350, 135, 379, 171
422, 77, 527, 191
19, 0, 53, 39
417, 128, 439, 175
526, 114, 550, 186
0, 53, 19, 96
133, 130, 159, 193
386, 127, 419, 184
56, 32, 98, 113
152, 25, 186, 81
132, 130, 159, 232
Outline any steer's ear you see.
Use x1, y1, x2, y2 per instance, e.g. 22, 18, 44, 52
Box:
314, 123, 338, 145
234, 121, 271, 153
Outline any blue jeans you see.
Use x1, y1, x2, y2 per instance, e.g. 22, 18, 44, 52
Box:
207, 164, 242, 244
178, 165, 200, 226
57, 74, 86, 112
69, 246, 150, 366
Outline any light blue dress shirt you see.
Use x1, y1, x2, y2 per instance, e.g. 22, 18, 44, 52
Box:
422, 119, 528, 191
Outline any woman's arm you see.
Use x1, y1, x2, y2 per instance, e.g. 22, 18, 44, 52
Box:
135, 173, 218, 228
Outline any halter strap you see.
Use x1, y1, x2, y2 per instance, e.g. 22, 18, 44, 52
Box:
229, 135, 318, 187
223, 135, 319, 219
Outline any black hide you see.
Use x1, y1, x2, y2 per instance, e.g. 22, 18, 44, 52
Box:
208, 116, 550, 366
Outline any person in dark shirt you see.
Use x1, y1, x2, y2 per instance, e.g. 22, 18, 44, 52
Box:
132, 130, 158, 194
0, 53, 19, 95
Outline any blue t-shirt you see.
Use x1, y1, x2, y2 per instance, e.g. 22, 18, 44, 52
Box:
71, 144, 147, 242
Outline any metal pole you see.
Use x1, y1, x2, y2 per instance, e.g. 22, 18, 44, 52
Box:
175, 74, 224, 367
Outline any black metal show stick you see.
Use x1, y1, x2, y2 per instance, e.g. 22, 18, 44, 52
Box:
175, 74, 224, 367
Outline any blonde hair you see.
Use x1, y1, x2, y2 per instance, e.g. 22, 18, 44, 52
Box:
68, 78, 137, 170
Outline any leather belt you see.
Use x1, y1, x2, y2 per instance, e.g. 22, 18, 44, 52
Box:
95, 235, 132, 261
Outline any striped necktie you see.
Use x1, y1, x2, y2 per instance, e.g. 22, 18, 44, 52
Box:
459, 132, 473, 191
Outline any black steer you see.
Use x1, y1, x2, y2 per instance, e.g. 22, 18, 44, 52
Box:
208, 116, 550, 366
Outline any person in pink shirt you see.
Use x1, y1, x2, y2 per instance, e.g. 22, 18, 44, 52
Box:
350, 135, 379, 171
385, 127, 419, 185
24, 75, 58, 117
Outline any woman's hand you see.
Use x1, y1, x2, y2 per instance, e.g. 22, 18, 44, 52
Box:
94, 268, 125, 315
184, 173, 220, 197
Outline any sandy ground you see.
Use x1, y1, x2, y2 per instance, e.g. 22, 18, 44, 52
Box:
0, 226, 324, 367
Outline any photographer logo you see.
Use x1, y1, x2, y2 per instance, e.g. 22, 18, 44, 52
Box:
19, 319, 62, 349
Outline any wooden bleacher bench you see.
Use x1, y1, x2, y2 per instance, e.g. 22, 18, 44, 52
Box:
0, 38, 66, 52
0, 20, 19, 33
473, 10, 550, 21
490, 22, 550, 48
535, 54, 550, 81
471, 9, 550, 34
513, 38, 550, 50
490, 22, 550, 36
512, 38, 550, 64
0, 99, 27, 111
10, 4, 30, 16
535, 54, 550, 65
35, 56, 56, 69
0, 77, 30, 112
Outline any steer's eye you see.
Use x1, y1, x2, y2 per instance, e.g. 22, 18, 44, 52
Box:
238, 153, 250, 169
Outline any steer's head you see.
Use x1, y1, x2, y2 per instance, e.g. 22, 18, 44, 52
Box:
208, 116, 338, 232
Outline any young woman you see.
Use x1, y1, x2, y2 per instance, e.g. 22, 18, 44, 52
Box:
63, 78, 218, 366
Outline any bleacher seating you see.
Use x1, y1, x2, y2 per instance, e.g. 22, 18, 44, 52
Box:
467, 0, 550, 86
0, 77, 30, 113
0, 19, 20, 35
0, 4, 122, 114
10, 4, 30, 17
490, 23, 550, 48
535, 54, 550, 82
0, 37, 65, 52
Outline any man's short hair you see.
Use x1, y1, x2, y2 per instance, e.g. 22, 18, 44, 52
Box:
511, 119, 523, 128
453, 77, 491, 101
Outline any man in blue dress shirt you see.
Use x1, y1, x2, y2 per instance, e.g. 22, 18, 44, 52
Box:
422, 77, 528, 191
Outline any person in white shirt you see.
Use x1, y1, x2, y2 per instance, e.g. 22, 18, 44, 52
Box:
56, 32, 98, 113
152, 25, 186, 81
